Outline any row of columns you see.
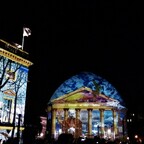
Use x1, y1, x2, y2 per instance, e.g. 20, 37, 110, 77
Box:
51, 108, 118, 139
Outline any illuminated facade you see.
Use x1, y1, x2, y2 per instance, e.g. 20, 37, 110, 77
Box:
0, 39, 33, 138
48, 72, 127, 140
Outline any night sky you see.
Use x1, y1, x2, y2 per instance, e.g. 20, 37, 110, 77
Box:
0, 1, 144, 123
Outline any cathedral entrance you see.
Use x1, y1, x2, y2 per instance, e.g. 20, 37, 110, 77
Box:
57, 109, 82, 138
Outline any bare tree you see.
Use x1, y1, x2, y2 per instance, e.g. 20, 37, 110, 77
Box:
0, 56, 21, 90
9, 67, 28, 139
0, 56, 21, 124
0, 55, 28, 140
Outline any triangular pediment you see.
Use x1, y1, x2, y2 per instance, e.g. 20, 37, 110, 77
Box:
51, 87, 119, 107
3, 89, 16, 96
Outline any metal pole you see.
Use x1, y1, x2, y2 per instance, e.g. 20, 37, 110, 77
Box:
17, 114, 21, 143
22, 34, 25, 50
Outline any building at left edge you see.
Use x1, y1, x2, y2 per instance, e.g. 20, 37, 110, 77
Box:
0, 39, 33, 140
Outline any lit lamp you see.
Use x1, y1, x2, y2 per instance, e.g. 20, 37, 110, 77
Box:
107, 128, 111, 138
135, 135, 138, 139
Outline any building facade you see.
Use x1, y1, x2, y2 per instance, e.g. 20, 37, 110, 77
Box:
47, 72, 127, 140
0, 39, 33, 140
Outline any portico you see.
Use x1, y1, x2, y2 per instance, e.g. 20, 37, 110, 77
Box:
48, 86, 127, 139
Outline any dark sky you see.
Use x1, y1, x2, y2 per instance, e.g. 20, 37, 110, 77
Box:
1, 1, 144, 123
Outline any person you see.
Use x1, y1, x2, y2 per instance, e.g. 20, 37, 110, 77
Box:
57, 133, 74, 144
58, 109, 82, 138
0, 130, 9, 144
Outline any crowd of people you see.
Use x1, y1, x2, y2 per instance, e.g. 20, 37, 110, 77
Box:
34, 133, 144, 144
0, 132, 144, 144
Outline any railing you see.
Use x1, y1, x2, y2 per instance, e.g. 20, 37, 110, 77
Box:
0, 39, 29, 59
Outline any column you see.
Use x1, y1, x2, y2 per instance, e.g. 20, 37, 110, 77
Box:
88, 109, 92, 137
64, 108, 69, 133
112, 109, 117, 139
51, 108, 57, 138
76, 108, 80, 120
100, 109, 104, 138
75, 108, 81, 138
64, 108, 69, 120
117, 110, 121, 136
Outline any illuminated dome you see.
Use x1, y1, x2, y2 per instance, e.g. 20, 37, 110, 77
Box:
48, 72, 127, 139
50, 72, 125, 106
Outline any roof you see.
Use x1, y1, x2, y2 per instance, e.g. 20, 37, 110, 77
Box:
49, 72, 125, 106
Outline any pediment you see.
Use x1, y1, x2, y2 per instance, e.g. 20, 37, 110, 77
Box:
3, 89, 16, 96
51, 87, 119, 107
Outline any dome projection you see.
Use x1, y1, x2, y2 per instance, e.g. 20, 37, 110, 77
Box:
50, 72, 125, 107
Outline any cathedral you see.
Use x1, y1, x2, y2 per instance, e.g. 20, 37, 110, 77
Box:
47, 72, 127, 140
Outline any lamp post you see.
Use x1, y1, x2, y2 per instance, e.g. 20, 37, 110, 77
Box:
17, 114, 21, 143
97, 125, 100, 137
